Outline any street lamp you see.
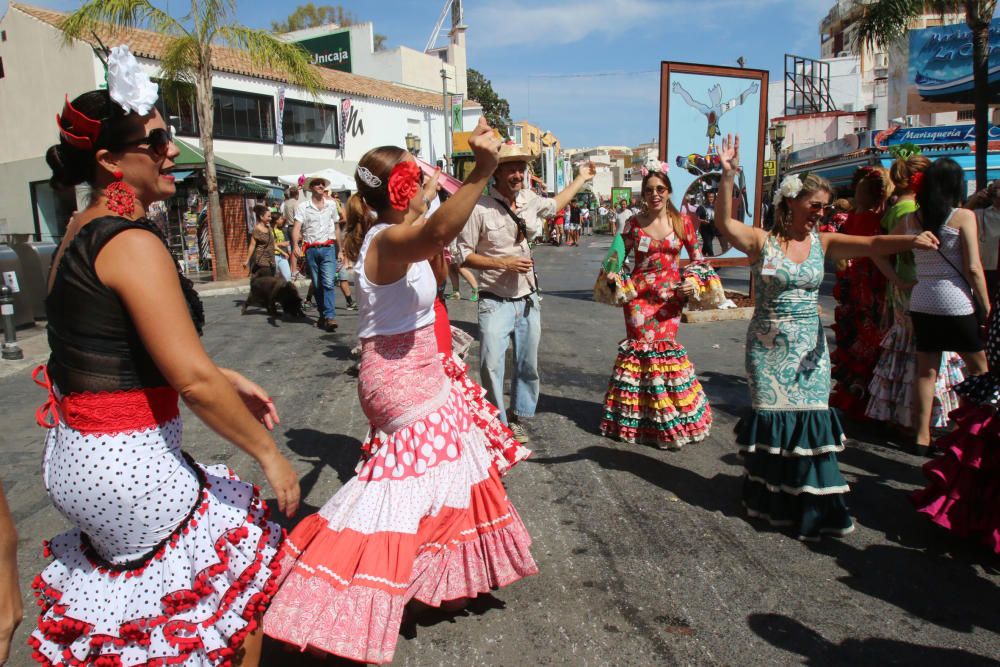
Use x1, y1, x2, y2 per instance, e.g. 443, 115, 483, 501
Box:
405, 133, 422, 156
768, 121, 787, 184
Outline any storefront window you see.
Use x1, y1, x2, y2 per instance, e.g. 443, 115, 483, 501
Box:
213, 89, 275, 142
155, 82, 199, 136
282, 100, 339, 147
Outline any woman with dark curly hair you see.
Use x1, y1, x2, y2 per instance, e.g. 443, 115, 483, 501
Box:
30, 47, 299, 666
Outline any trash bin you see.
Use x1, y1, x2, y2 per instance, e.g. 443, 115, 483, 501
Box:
12, 241, 57, 320
0, 245, 35, 327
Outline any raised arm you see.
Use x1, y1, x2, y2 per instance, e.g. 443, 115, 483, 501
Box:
822, 230, 939, 263
373, 117, 501, 266
552, 162, 596, 212
97, 231, 300, 517
715, 134, 767, 258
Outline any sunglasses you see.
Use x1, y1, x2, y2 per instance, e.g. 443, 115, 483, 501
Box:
642, 186, 670, 196
110, 127, 173, 157
807, 201, 835, 213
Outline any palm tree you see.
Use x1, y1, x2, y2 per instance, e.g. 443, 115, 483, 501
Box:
60, 0, 322, 280
854, 0, 997, 191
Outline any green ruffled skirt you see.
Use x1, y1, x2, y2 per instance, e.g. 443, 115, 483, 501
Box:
737, 408, 854, 540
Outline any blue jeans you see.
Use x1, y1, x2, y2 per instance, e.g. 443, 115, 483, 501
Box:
477, 293, 541, 424
306, 245, 337, 319
275, 256, 291, 281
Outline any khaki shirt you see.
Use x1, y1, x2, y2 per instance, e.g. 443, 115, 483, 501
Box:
457, 186, 557, 298
977, 206, 1000, 270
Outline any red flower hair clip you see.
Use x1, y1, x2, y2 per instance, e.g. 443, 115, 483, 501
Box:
387, 160, 422, 211
910, 172, 925, 195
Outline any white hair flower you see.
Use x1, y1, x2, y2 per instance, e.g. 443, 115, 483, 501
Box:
773, 174, 803, 207
107, 45, 159, 116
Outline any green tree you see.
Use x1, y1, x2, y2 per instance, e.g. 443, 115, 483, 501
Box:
854, 1, 997, 190
271, 3, 387, 51
467, 68, 512, 136
61, 0, 322, 281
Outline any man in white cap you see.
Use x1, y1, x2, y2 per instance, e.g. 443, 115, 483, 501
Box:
293, 175, 341, 331
457, 143, 595, 442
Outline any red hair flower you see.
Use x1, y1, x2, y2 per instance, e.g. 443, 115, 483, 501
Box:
910, 172, 925, 195
387, 161, 422, 211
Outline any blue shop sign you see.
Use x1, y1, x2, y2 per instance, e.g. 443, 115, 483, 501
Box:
878, 124, 1000, 146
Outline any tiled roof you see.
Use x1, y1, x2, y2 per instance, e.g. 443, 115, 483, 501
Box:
11, 2, 480, 112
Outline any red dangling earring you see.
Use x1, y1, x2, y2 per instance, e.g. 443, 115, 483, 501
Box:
106, 170, 137, 217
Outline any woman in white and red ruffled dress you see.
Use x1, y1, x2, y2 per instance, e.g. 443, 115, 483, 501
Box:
263, 119, 537, 664
31, 48, 300, 667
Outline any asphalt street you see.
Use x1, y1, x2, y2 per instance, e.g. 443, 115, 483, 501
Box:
1, 236, 998, 666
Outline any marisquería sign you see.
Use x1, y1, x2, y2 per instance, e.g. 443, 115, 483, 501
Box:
294, 29, 352, 73
878, 123, 1000, 147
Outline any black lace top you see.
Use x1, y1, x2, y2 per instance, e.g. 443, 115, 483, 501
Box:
46, 217, 205, 394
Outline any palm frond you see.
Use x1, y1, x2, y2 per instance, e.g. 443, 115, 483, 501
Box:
194, 0, 236, 43
217, 26, 322, 96
160, 35, 201, 88
59, 0, 183, 45
851, 0, 933, 52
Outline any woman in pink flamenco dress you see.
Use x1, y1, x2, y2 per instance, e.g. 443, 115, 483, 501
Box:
263, 121, 538, 664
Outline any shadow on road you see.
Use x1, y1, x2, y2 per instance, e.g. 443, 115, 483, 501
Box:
537, 393, 603, 436
806, 538, 1000, 634
748, 612, 999, 665
541, 289, 597, 303
530, 444, 745, 520
697, 370, 750, 419
267, 428, 362, 531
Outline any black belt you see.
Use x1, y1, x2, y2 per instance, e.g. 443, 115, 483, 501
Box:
479, 291, 534, 302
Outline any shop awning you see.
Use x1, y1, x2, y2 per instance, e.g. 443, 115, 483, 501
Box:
218, 176, 271, 196
172, 138, 249, 176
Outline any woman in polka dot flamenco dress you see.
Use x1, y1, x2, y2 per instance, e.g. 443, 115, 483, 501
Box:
31, 58, 300, 666
600, 165, 713, 449
263, 122, 537, 664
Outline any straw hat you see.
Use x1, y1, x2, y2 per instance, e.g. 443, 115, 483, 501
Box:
497, 142, 535, 164
307, 175, 330, 188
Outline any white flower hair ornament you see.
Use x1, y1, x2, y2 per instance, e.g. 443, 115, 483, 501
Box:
356, 166, 382, 188
773, 174, 804, 207
106, 45, 159, 116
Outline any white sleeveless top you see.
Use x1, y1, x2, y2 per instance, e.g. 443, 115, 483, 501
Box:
355, 223, 437, 338
910, 210, 975, 316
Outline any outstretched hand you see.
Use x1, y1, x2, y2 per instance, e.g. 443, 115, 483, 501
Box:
719, 134, 740, 174
577, 161, 597, 181
912, 230, 940, 251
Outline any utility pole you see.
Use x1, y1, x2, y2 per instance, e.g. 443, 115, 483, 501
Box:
441, 68, 452, 175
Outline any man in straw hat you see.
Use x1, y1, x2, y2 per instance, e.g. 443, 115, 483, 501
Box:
293, 175, 341, 331
457, 142, 595, 442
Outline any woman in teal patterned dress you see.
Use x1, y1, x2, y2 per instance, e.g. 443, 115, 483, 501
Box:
714, 136, 941, 540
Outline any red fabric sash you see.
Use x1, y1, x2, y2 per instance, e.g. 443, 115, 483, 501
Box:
33, 365, 180, 434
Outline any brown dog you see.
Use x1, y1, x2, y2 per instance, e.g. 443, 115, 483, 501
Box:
242, 269, 305, 318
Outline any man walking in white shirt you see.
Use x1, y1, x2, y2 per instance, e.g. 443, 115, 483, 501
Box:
293, 176, 341, 332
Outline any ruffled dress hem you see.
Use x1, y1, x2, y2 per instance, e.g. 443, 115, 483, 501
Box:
600, 338, 712, 448
29, 460, 283, 667
738, 409, 854, 540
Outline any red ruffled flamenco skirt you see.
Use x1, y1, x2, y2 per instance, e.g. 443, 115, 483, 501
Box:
263, 325, 537, 664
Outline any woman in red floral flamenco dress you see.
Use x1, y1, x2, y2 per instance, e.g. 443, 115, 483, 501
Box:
600, 165, 713, 449
830, 167, 892, 418
30, 48, 300, 666
263, 120, 537, 664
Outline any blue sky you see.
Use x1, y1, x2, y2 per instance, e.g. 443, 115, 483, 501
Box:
11, 0, 834, 147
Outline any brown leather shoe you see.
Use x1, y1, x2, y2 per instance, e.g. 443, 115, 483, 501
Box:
323, 319, 339, 332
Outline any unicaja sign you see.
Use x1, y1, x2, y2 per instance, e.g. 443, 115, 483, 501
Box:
293, 29, 352, 73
